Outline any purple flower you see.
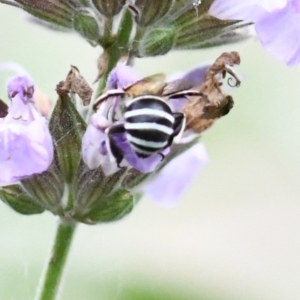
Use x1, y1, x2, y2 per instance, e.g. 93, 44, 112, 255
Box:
143, 143, 208, 205
82, 110, 120, 176
209, 0, 300, 66
83, 63, 209, 179
0, 76, 54, 183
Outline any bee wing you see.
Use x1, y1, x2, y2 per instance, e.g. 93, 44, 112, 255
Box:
124, 73, 166, 97
162, 78, 195, 96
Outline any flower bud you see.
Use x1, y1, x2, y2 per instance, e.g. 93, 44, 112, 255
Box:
138, 27, 176, 56
74, 12, 100, 41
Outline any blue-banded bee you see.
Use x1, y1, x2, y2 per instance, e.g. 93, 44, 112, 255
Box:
105, 95, 186, 166
93, 74, 201, 167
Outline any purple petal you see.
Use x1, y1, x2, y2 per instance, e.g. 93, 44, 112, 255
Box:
209, 0, 286, 22
0, 111, 53, 183
209, 0, 300, 66
166, 64, 211, 111
107, 63, 142, 90
143, 143, 208, 206
256, 2, 300, 66
112, 132, 170, 173
82, 111, 119, 176
7, 76, 35, 103
0, 76, 53, 183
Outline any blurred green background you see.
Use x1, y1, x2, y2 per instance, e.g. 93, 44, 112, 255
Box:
1, 4, 300, 300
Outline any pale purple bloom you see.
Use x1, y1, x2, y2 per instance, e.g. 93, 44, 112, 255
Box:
83, 63, 172, 174
111, 132, 170, 173
143, 143, 208, 205
209, 0, 300, 66
166, 63, 210, 111
0, 76, 53, 183
83, 63, 209, 179
107, 63, 141, 89
82, 110, 119, 176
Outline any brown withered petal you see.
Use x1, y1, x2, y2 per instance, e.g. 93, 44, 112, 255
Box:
93, 51, 109, 83
91, 0, 126, 17
128, 0, 173, 27
14, 0, 76, 28
181, 52, 240, 133
63, 66, 93, 106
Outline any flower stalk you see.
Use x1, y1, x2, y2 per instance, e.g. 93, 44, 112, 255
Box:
95, 8, 133, 98
36, 219, 76, 300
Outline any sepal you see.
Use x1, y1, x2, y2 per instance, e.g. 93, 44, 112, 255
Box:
91, 0, 126, 17
74, 12, 100, 42
21, 161, 65, 214
0, 184, 45, 215
138, 27, 176, 56
170, 0, 250, 50
129, 0, 173, 27
49, 84, 87, 183
71, 161, 127, 217
78, 189, 135, 224
15, 0, 76, 29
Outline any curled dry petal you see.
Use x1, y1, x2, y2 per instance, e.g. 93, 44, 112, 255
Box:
167, 52, 241, 133
63, 65, 93, 106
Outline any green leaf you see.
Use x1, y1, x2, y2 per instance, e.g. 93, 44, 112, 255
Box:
0, 185, 45, 215
49, 90, 87, 183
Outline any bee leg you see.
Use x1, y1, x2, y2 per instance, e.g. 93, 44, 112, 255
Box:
222, 69, 226, 79
105, 124, 125, 168
93, 89, 126, 111
158, 152, 165, 161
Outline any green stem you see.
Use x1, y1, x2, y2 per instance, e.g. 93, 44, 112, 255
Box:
36, 220, 76, 300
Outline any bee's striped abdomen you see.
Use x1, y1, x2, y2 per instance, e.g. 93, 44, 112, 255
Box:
124, 96, 175, 157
